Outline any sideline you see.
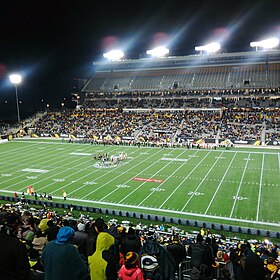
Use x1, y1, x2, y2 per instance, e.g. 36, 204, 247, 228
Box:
0, 189, 279, 228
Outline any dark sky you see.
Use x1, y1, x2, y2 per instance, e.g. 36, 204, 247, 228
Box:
0, 0, 279, 122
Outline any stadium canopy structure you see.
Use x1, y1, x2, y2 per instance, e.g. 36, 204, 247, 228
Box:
103, 49, 124, 61
250, 37, 279, 51
195, 42, 221, 54
146, 46, 169, 58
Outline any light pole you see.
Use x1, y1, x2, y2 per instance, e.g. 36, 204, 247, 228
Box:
9, 74, 22, 124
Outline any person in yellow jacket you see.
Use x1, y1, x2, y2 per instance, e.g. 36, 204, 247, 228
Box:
88, 231, 118, 280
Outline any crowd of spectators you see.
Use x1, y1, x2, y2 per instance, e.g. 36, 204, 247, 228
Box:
84, 95, 279, 110
28, 106, 279, 145
86, 88, 280, 99
0, 202, 279, 280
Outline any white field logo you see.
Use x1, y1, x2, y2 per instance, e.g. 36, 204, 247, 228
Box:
116, 184, 130, 188
188, 191, 205, 196
150, 188, 165, 192
84, 181, 97, 185
53, 179, 65, 182
232, 196, 248, 200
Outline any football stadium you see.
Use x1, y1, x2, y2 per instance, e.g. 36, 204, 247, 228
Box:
1, 42, 280, 279
1, 48, 280, 226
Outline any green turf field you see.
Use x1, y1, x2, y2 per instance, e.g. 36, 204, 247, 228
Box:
0, 139, 279, 231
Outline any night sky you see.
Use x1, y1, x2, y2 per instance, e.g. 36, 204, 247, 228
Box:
0, 0, 279, 122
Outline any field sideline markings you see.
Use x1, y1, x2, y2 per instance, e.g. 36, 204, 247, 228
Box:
0, 141, 43, 156
3, 144, 120, 192
1, 189, 279, 228
1, 143, 92, 188
158, 150, 211, 209
230, 152, 251, 218
11, 140, 280, 154
0, 142, 52, 173
204, 152, 237, 214
82, 148, 164, 200
181, 151, 225, 212
0, 143, 78, 184
256, 153, 265, 221
137, 149, 197, 206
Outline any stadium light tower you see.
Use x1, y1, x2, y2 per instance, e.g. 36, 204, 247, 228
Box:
146, 46, 169, 58
250, 37, 279, 51
195, 42, 221, 54
103, 49, 124, 61
9, 74, 22, 124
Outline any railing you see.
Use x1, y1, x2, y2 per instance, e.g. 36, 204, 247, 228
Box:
178, 258, 228, 280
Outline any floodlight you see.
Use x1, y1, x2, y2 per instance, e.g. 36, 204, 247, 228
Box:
9, 73, 22, 124
9, 74, 22, 84
146, 46, 169, 58
103, 50, 124, 61
195, 42, 221, 54
250, 37, 279, 49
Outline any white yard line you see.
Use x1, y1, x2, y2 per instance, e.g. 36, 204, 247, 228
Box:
0, 144, 77, 184
35, 146, 124, 194
1, 144, 93, 187
278, 153, 280, 173
256, 153, 265, 221
204, 152, 237, 214
180, 151, 225, 212
0, 143, 49, 173
67, 147, 157, 197
137, 149, 196, 206
117, 150, 198, 204
229, 153, 251, 218
158, 150, 211, 209
82, 148, 164, 200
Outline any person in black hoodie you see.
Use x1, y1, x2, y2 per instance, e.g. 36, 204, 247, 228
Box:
166, 235, 187, 274
0, 211, 31, 280
120, 227, 142, 256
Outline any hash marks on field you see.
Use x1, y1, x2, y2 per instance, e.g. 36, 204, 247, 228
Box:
0, 143, 83, 187
181, 151, 226, 212
158, 150, 209, 209
137, 149, 194, 207
230, 153, 251, 218
204, 152, 238, 215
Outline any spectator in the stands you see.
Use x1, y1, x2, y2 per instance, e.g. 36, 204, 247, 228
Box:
0, 211, 31, 280
44, 219, 60, 242
242, 242, 266, 280
72, 221, 88, 259
166, 234, 187, 274
88, 230, 118, 280
139, 228, 176, 280
32, 228, 48, 255
188, 233, 207, 269
120, 227, 142, 261
42, 226, 89, 280
118, 251, 144, 280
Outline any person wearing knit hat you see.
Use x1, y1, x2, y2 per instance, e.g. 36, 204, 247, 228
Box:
126, 251, 139, 265
42, 226, 89, 280
118, 251, 144, 280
